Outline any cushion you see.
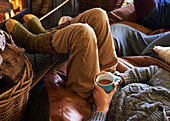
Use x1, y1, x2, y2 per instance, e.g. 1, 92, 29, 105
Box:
107, 3, 153, 34
45, 60, 91, 121
108, 3, 136, 24
153, 46, 170, 65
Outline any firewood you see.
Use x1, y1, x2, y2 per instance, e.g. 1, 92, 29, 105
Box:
0, 30, 25, 86
0, 13, 5, 22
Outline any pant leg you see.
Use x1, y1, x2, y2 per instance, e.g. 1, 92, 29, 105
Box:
110, 23, 165, 57
141, 31, 170, 59
52, 23, 100, 100
70, 8, 118, 71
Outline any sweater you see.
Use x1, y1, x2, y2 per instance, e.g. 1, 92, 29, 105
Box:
88, 65, 170, 121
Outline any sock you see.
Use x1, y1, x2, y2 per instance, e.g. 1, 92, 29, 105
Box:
24, 14, 60, 34
23, 14, 46, 34
5, 19, 57, 55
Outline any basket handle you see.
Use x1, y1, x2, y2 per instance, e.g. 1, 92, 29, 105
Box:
3, 31, 16, 46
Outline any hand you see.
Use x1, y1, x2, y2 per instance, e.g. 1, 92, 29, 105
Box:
92, 80, 120, 114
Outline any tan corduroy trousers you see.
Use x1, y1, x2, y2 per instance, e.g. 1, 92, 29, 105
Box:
52, 8, 118, 100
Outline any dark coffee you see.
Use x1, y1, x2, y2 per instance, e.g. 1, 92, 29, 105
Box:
98, 79, 112, 85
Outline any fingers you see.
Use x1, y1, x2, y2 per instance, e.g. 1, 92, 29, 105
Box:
109, 85, 117, 96
114, 80, 120, 87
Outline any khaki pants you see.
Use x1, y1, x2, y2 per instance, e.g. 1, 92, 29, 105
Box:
52, 8, 118, 100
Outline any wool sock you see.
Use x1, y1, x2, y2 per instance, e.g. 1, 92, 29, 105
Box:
24, 14, 61, 34
5, 19, 57, 55
23, 14, 46, 34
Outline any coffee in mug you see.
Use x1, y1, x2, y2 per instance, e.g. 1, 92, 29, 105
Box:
96, 73, 121, 93
98, 79, 113, 85
96, 73, 114, 93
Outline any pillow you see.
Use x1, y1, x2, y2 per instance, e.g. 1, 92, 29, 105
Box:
153, 46, 170, 64
108, 3, 136, 24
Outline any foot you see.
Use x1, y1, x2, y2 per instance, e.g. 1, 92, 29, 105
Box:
5, 19, 57, 55
5, 19, 35, 52
5, 19, 18, 34
23, 14, 46, 34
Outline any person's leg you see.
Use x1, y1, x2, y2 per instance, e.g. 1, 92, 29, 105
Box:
141, 31, 170, 59
70, 8, 118, 72
23, 8, 118, 72
110, 23, 166, 57
52, 23, 100, 100
6, 19, 100, 100
5, 19, 57, 54
23, 14, 46, 34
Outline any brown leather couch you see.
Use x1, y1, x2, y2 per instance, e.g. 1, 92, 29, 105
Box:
45, 4, 170, 121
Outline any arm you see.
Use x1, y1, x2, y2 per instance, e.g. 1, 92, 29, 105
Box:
118, 65, 159, 85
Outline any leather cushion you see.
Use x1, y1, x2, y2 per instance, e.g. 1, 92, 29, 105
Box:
45, 56, 170, 121
45, 60, 91, 121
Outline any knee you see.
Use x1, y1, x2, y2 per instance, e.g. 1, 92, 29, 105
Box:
72, 23, 97, 45
110, 23, 136, 35
90, 8, 108, 21
111, 23, 130, 30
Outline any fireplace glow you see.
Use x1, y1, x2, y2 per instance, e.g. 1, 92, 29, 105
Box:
0, 0, 24, 22
10, 0, 23, 13
5, 13, 10, 20
10, 10, 15, 17
0, 0, 30, 29
5, 10, 16, 20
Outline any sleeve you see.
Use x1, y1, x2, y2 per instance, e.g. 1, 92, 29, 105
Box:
88, 111, 106, 121
118, 65, 159, 85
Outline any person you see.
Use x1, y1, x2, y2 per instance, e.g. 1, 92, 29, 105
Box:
110, 23, 170, 59
89, 65, 170, 121
5, 8, 118, 101
109, 0, 170, 59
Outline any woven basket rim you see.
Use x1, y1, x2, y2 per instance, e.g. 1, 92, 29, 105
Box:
0, 56, 33, 121
0, 30, 33, 121
0, 56, 33, 100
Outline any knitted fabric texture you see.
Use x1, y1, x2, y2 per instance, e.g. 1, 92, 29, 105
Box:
106, 65, 170, 121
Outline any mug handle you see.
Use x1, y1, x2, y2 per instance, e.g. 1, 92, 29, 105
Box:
113, 78, 121, 89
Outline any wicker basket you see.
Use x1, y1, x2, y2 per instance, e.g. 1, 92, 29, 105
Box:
0, 32, 33, 121
80, 0, 125, 12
